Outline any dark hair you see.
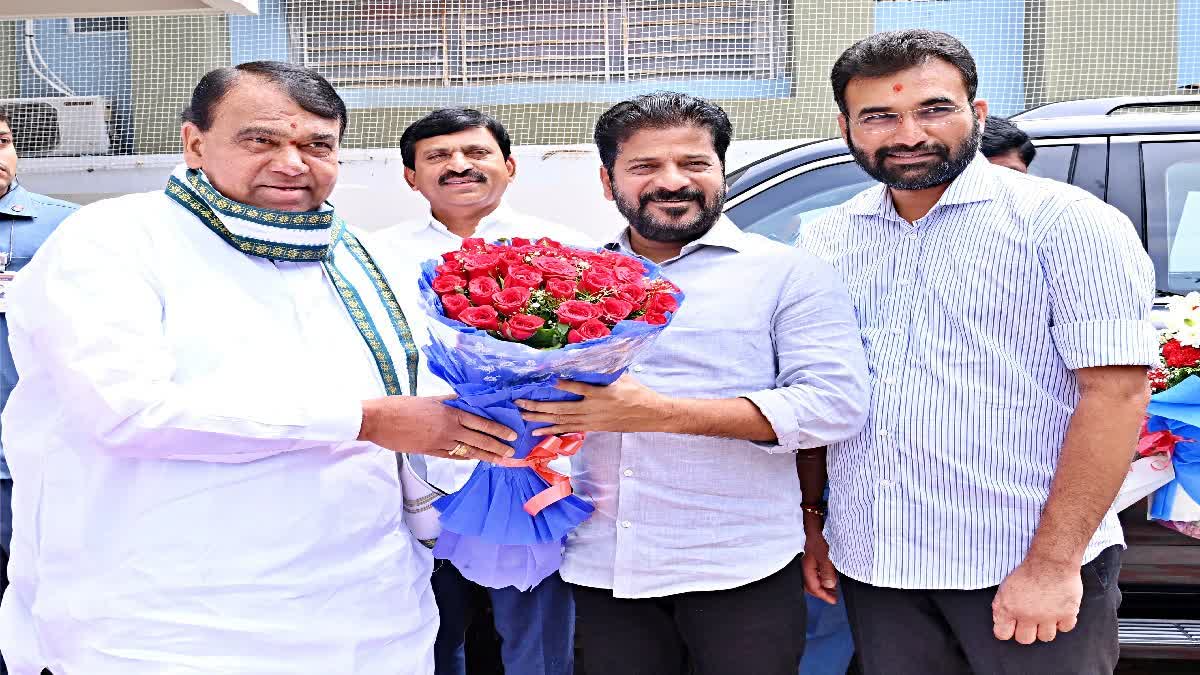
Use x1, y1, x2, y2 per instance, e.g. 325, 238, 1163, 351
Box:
594, 91, 733, 173
399, 108, 512, 170
831, 30, 978, 114
0, 106, 10, 131
181, 61, 348, 138
981, 115, 1036, 166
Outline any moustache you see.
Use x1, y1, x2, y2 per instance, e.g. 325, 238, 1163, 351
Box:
639, 187, 704, 209
439, 169, 487, 185
875, 142, 950, 162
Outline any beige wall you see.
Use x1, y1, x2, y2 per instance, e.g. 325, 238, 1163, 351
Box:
1036, 0, 1179, 106
0, 23, 19, 99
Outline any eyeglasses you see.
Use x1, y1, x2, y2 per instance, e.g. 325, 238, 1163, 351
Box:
853, 104, 965, 134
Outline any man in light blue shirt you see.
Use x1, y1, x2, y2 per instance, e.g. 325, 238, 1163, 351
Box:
805, 30, 1156, 674
0, 106, 78, 675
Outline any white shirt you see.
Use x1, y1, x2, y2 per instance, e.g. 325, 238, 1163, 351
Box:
0, 191, 437, 674
371, 202, 593, 494
804, 156, 1158, 590
561, 218, 871, 598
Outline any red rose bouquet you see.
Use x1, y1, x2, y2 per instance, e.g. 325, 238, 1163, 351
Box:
1128, 292, 1200, 539
418, 237, 683, 588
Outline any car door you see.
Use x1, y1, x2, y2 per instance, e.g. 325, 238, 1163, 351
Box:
1108, 134, 1200, 294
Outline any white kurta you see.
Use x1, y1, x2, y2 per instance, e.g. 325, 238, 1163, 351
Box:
0, 190, 437, 674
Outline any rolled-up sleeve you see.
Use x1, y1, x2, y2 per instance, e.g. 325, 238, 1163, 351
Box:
742, 258, 871, 451
1040, 199, 1159, 370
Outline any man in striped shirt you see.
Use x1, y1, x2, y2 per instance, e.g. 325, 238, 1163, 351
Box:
805, 30, 1158, 674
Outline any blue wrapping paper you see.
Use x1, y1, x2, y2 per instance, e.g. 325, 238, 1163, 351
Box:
1146, 375, 1200, 521
418, 249, 682, 590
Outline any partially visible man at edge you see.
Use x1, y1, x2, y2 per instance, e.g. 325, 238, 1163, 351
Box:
0, 61, 518, 674
371, 107, 588, 675
0, 107, 78, 675
805, 30, 1155, 674
517, 92, 870, 675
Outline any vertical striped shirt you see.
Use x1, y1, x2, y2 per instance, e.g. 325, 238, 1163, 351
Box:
803, 155, 1159, 590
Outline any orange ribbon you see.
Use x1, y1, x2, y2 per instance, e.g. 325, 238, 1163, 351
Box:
1138, 419, 1193, 470
495, 433, 586, 516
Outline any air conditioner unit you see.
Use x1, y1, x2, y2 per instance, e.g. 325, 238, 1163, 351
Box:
0, 96, 111, 157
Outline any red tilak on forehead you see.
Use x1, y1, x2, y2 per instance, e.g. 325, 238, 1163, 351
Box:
892, 83, 903, 93
290, 122, 298, 128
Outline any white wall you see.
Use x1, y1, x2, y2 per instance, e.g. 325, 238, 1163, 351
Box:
18, 139, 805, 242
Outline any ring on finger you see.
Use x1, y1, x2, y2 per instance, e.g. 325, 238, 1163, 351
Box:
448, 442, 470, 457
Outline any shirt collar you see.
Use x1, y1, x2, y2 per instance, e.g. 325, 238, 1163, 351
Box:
425, 201, 516, 239
606, 215, 750, 258
0, 183, 37, 219
847, 153, 998, 218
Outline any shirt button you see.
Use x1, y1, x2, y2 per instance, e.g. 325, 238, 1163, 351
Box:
623, 468, 634, 477
881, 376, 896, 385
897, 279, 911, 286
891, 327, 903, 335
880, 479, 896, 488
907, 232, 918, 240
621, 520, 632, 528
877, 428, 890, 437
631, 365, 644, 373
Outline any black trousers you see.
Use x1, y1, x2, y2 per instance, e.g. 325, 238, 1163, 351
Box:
571, 554, 808, 675
841, 545, 1123, 675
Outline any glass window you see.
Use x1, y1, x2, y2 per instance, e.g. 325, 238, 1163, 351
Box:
1143, 141, 1200, 293
1026, 144, 1076, 183
725, 160, 876, 244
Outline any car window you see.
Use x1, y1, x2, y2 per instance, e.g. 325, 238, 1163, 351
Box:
725, 160, 876, 244
1026, 144, 1076, 183
1144, 141, 1200, 293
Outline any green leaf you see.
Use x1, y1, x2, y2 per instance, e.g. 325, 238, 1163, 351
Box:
526, 328, 561, 349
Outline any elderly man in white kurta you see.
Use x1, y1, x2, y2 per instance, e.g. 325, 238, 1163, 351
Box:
0, 61, 517, 675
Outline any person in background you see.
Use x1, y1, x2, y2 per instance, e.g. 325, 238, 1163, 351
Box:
981, 114, 1036, 173
0, 107, 78, 675
806, 30, 1156, 675
372, 107, 587, 675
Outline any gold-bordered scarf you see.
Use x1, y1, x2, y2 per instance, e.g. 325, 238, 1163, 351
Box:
165, 167, 418, 397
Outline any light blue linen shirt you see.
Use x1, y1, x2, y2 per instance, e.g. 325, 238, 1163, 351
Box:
562, 216, 870, 598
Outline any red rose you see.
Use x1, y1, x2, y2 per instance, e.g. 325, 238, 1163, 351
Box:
458, 305, 500, 331
646, 293, 679, 314
557, 299, 602, 327
1163, 338, 1200, 368
614, 265, 645, 284
463, 252, 502, 277
468, 276, 501, 305
501, 313, 545, 341
567, 318, 611, 344
535, 237, 564, 249
639, 312, 669, 325
498, 250, 525, 273
461, 237, 488, 251
545, 278, 577, 300
492, 286, 531, 315
504, 264, 544, 289
532, 256, 579, 279
432, 274, 467, 295
435, 262, 460, 276
601, 297, 635, 323
510, 237, 533, 247
441, 250, 461, 263
615, 282, 646, 305
581, 266, 618, 294
441, 293, 470, 320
